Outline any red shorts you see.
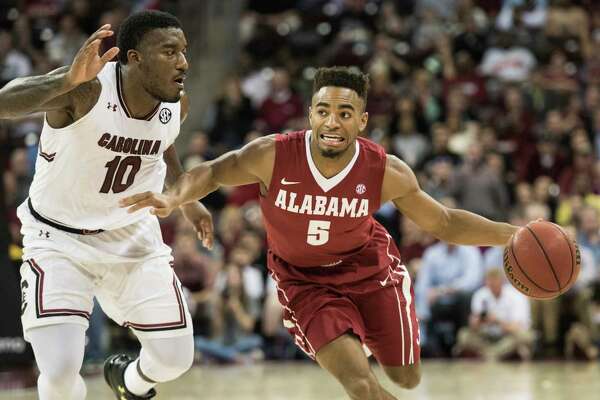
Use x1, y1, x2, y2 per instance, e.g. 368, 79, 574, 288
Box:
269, 252, 420, 366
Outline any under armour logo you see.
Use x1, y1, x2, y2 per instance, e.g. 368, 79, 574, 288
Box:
38, 230, 50, 238
107, 102, 118, 112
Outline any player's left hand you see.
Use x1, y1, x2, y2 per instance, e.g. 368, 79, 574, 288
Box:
180, 202, 214, 250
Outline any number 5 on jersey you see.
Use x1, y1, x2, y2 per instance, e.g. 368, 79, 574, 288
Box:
307, 220, 331, 246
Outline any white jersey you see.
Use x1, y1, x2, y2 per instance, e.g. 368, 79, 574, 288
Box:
24, 62, 180, 231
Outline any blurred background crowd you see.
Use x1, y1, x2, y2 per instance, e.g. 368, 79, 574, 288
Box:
3, 0, 600, 381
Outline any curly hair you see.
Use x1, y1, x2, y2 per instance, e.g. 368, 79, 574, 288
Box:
312, 66, 370, 102
117, 10, 182, 64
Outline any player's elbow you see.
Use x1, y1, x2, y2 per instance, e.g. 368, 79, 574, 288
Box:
192, 162, 219, 192
430, 206, 452, 241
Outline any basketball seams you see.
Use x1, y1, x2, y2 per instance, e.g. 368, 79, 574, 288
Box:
525, 226, 562, 291
547, 223, 575, 290
509, 235, 554, 294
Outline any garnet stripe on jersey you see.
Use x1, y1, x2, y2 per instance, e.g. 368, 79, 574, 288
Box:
39, 151, 55, 158
39, 152, 55, 162
38, 141, 56, 161
26, 259, 91, 321
122, 275, 187, 332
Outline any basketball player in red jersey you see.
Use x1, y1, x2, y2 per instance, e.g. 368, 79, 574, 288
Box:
121, 67, 519, 399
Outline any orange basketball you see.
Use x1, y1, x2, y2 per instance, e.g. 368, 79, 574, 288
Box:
503, 221, 581, 299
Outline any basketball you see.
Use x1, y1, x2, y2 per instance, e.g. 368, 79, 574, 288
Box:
504, 221, 581, 299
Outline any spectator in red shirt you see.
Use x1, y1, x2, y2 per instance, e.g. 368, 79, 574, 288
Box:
258, 68, 303, 133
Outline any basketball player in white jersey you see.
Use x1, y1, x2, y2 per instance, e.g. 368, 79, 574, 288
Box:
0, 11, 213, 400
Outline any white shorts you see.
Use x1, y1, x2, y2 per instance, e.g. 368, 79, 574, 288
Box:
18, 203, 192, 341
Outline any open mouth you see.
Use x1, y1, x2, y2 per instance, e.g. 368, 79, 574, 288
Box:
319, 133, 345, 146
173, 76, 186, 88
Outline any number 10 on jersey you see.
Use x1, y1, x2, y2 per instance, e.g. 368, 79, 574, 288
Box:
100, 156, 141, 194
307, 220, 331, 246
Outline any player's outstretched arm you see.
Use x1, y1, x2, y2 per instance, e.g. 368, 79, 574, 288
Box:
0, 24, 118, 119
383, 155, 518, 246
119, 135, 276, 216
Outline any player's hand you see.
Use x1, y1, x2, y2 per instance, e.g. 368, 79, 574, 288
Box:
66, 24, 119, 87
180, 202, 214, 250
119, 191, 177, 217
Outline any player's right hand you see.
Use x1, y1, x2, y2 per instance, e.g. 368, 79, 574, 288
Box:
66, 24, 120, 87
119, 192, 176, 218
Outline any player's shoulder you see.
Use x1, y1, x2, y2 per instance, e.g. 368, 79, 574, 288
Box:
357, 135, 385, 153
46, 64, 102, 101
384, 152, 413, 178
43, 65, 102, 119
237, 134, 277, 175
275, 129, 307, 143
244, 134, 277, 155
357, 136, 388, 164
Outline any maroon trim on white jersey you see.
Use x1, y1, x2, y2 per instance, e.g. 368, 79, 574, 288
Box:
38, 141, 56, 162
26, 259, 91, 321
122, 274, 187, 332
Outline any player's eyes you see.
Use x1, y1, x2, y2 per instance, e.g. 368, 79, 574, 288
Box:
341, 112, 351, 118
318, 110, 327, 116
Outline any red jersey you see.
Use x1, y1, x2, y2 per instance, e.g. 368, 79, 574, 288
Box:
260, 130, 400, 285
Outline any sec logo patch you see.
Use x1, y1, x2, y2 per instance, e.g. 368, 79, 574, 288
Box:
159, 108, 172, 124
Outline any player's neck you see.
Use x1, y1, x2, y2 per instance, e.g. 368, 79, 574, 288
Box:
309, 135, 356, 178
120, 67, 160, 119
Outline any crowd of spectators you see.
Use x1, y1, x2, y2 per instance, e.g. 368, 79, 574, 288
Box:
3, 0, 600, 370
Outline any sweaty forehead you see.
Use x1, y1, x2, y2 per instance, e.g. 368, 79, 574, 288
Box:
138, 27, 186, 50
312, 86, 364, 108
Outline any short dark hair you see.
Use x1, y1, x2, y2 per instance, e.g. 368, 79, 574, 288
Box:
313, 66, 370, 102
117, 10, 182, 64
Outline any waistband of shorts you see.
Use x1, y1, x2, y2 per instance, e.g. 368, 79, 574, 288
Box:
27, 198, 104, 235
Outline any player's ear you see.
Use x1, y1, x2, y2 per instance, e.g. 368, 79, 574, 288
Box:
359, 111, 368, 132
127, 49, 141, 64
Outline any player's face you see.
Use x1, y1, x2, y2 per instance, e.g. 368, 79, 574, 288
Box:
137, 28, 188, 102
309, 87, 368, 159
